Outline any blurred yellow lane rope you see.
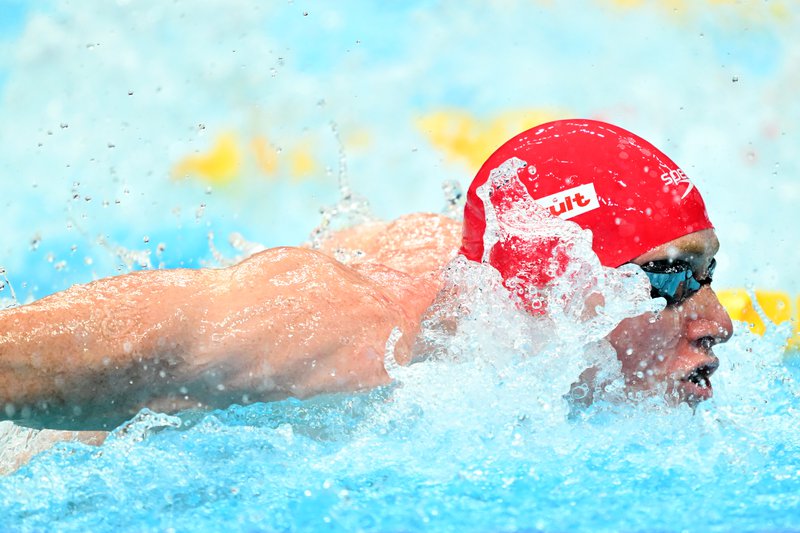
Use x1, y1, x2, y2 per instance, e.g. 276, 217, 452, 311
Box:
172, 132, 241, 185
416, 109, 560, 170
604, 0, 792, 22
172, 133, 323, 184
717, 289, 800, 351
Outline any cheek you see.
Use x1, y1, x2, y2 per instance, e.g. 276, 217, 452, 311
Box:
607, 311, 682, 378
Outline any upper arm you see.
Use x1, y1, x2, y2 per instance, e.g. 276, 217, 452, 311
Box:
199, 247, 417, 397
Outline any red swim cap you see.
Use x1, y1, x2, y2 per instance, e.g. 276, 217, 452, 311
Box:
461, 119, 712, 297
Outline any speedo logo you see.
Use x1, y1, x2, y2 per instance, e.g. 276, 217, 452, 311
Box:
661, 168, 694, 199
534, 183, 600, 220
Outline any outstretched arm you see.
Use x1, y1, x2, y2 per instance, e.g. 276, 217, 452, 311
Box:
0, 247, 416, 430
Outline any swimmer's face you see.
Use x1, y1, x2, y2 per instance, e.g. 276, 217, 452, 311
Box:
607, 229, 733, 406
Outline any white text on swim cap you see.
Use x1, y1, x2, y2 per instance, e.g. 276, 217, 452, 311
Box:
661, 168, 695, 200
534, 183, 600, 220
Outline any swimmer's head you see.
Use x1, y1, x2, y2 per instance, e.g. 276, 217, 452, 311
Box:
460, 119, 732, 407
460, 118, 713, 275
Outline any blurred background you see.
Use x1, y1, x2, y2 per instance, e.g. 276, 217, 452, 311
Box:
0, 0, 797, 308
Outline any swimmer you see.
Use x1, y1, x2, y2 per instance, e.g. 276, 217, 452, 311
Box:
0, 119, 732, 433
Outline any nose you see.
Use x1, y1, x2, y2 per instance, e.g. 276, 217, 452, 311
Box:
683, 286, 734, 347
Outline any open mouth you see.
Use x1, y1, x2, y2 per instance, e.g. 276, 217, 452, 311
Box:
677, 360, 719, 403
685, 363, 715, 389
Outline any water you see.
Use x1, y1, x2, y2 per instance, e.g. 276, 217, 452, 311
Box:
0, 318, 797, 531
2, 175, 800, 531
2, 1, 800, 531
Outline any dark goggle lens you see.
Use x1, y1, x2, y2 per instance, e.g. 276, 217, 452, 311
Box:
640, 258, 715, 305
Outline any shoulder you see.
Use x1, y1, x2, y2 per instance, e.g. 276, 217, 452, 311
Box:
316, 213, 461, 277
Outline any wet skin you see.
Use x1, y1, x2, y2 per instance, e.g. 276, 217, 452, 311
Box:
0, 214, 462, 430
0, 217, 731, 432
607, 229, 734, 406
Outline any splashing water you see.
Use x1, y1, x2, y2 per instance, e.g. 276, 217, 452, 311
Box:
1, 281, 798, 531
1, 164, 800, 531
307, 122, 377, 253
440, 179, 464, 220
206, 231, 267, 267
95, 235, 153, 271
0, 266, 19, 309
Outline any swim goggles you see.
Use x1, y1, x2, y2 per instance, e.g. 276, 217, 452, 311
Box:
639, 258, 716, 306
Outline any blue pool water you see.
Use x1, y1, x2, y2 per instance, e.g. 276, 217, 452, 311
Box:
2, 223, 800, 531
2, 1, 800, 531
0, 322, 798, 531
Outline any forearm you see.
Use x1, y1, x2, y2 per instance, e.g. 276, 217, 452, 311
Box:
0, 270, 211, 429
